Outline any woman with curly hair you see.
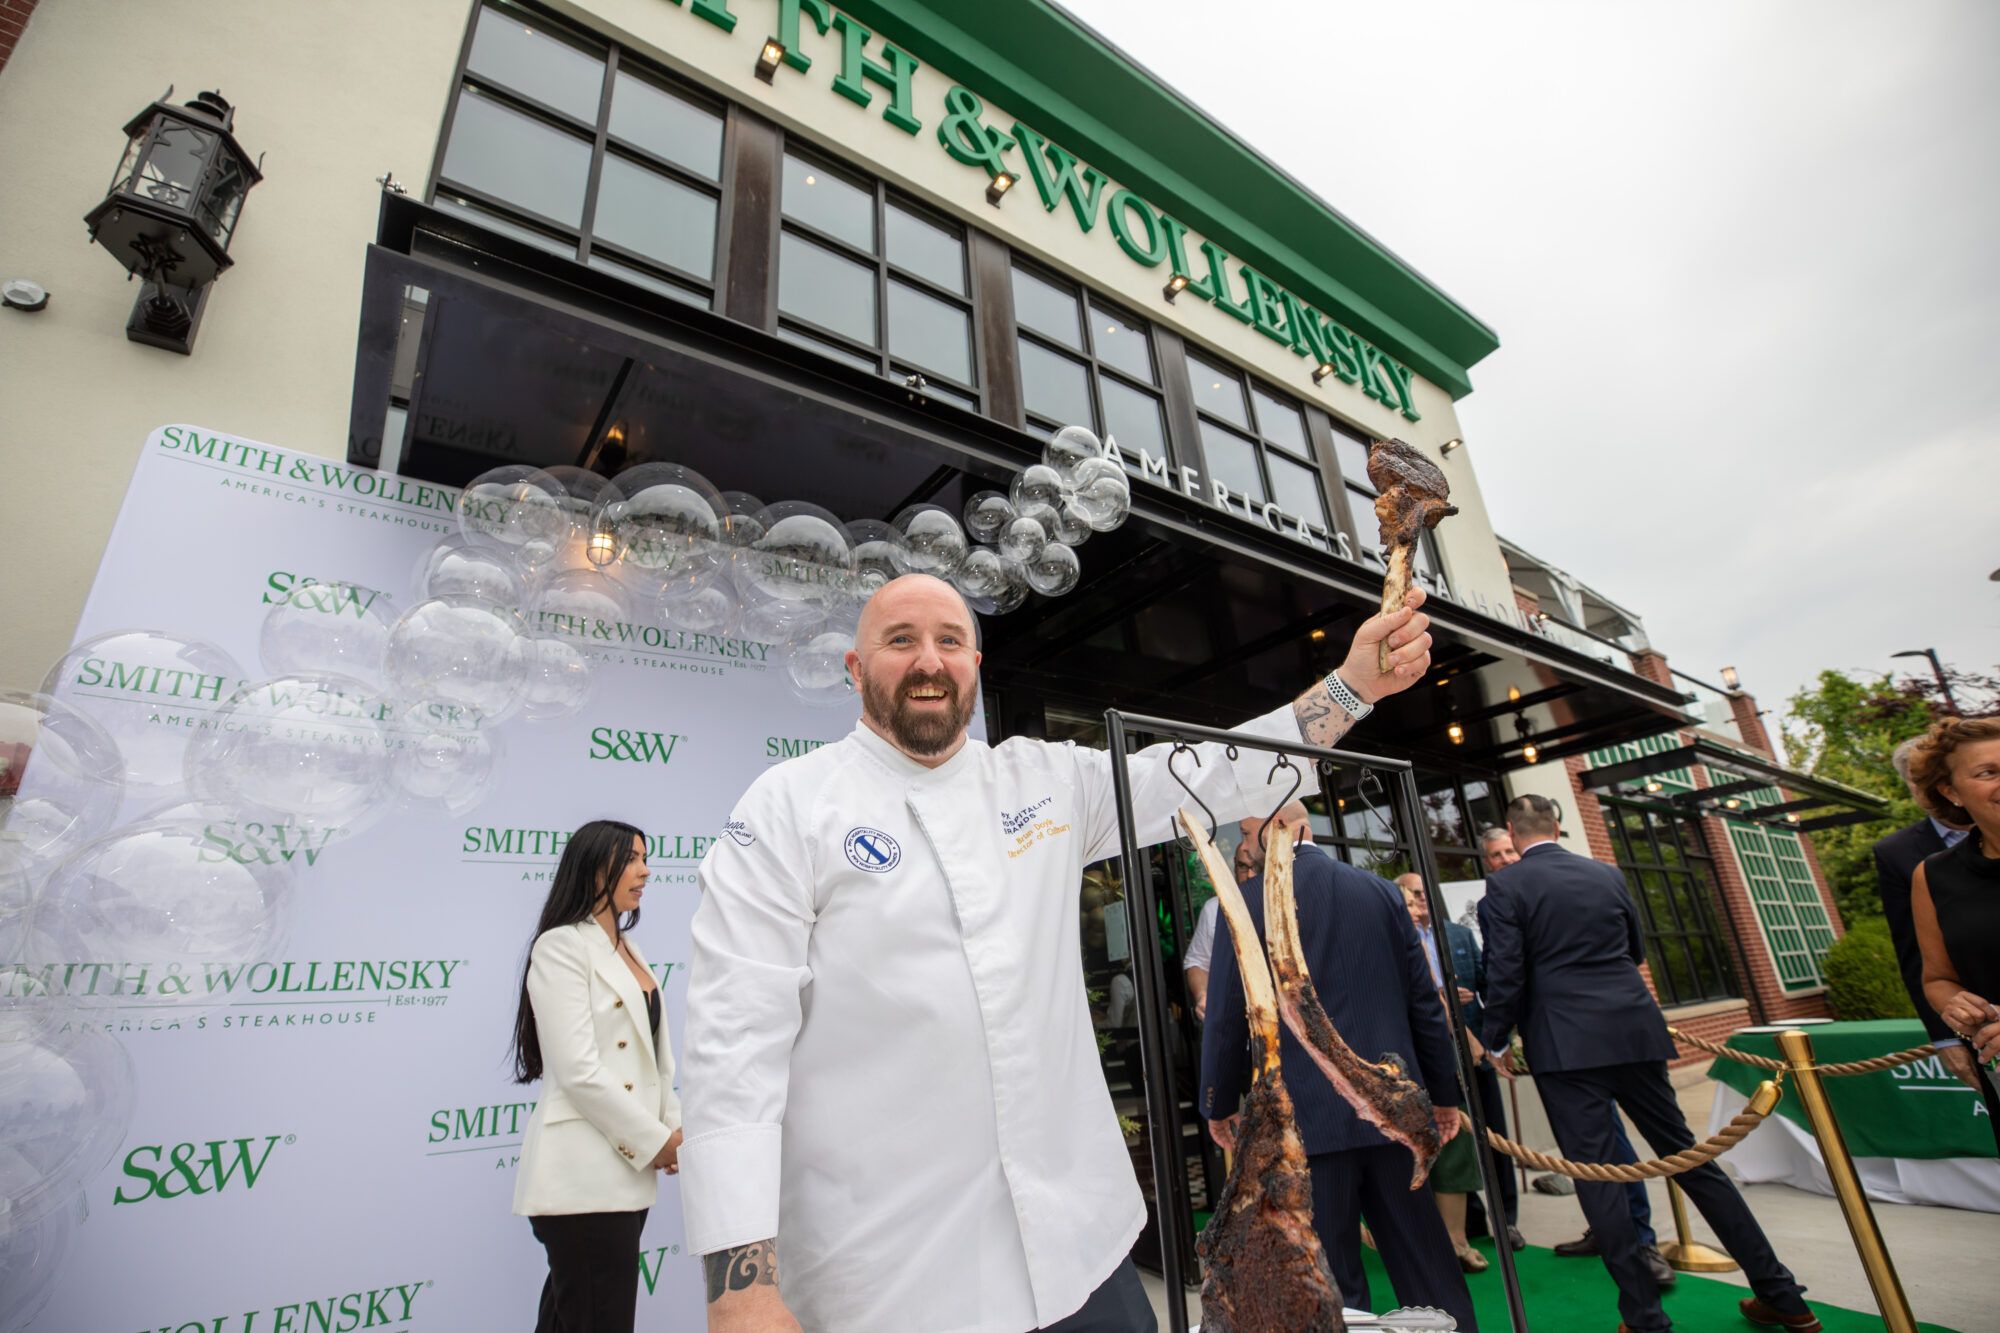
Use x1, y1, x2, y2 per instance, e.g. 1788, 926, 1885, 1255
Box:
1909, 715, 2000, 1153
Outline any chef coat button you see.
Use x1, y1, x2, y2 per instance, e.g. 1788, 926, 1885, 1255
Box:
614, 998, 624, 1008
624, 1082, 634, 1091
617, 1040, 627, 1049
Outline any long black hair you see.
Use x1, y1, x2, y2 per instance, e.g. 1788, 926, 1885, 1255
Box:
511, 819, 647, 1084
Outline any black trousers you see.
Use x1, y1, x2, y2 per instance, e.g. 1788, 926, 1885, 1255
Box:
1038, 1256, 1156, 1332
1310, 1144, 1478, 1333
1538, 1062, 1806, 1331
1463, 1059, 1519, 1231
529, 1208, 648, 1333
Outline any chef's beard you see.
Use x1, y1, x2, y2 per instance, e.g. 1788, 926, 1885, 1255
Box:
862, 665, 975, 756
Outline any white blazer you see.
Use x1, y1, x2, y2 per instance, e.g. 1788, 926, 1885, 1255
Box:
513, 921, 682, 1217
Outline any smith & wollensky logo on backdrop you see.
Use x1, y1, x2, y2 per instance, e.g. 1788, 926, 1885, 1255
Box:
142, 1278, 430, 1333
114, 1132, 294, 1204
587, 727, 683, 765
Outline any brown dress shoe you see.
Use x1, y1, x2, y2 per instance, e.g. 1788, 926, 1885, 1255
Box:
1739, 1296, 1822, 1332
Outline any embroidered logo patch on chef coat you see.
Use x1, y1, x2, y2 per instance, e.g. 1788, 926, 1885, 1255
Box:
843, 827, 901, 872
723, 819, 755, 846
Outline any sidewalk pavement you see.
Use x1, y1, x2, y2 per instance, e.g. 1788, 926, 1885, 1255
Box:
1143, 1072, 1999, 1332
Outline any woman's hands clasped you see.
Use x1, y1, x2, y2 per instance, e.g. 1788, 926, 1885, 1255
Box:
652, 1128, 684, 1174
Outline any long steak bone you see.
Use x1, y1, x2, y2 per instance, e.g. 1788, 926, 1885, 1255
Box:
1367, 439, 1458, 674
1262, 828, 1442, 1189
1180, 809, 1344, 1333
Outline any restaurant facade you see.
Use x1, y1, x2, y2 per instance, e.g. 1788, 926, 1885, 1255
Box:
0, 0, 1884, 1300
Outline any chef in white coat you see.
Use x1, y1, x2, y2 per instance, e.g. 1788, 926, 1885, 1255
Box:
682, 574, 1433, 1333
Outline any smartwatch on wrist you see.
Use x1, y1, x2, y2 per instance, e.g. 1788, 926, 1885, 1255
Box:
1322, 670, 1373, 722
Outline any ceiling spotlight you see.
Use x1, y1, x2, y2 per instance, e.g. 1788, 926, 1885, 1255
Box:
986, 172, 1016, 206
1447, 721, 1464, 745
1310, 628, 1325, 641
1163, 273, 1189, 301
1644, 780, 1664, 793
755, 39, 786, 82
1785, 812, 1800, 823
1724, 797, 1742, 809
1311, 360, 1337, 385
1720, 665, 1740, 690
1523, 742, 1539, 765
1440, 438, 1463, 455
587, 525, 617, 567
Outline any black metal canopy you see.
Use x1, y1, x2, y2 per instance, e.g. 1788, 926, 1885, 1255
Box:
1576, 734, 1890, 831
349, 196, 1691, 766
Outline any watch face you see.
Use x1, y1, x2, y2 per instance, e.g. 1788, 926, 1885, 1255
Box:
2, 279, 49, 312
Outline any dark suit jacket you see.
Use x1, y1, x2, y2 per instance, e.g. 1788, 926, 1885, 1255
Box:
1478, 842, 1675, 1073
1442, 919, 1484, 1032
1872, 819, 1954, 1042
1200, 843, 1461, 1156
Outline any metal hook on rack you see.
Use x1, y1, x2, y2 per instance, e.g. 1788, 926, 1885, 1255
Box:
1354, 766, 1393, 860
1253, 752, 1305, 853
1165, 740, 1217, 843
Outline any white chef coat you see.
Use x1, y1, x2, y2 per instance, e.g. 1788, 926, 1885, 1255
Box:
680, 703, 1314, 1333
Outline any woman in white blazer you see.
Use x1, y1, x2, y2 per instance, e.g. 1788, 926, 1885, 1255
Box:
510, 820, 682, 1332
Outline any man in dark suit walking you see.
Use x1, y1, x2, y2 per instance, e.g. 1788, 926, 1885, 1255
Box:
1481, 795, 1818, 1333
1202, 806, 1477, 1331
1872, 739, 1979, 1087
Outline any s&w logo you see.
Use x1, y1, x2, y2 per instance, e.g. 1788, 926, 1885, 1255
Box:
844, 828, 901, 873
588, 727, 682, 765
114, 1133, 293, 1204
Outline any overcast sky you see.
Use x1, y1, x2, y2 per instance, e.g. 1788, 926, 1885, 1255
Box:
1061, 0, 2000, 718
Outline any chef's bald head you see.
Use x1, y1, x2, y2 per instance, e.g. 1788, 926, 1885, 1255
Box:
847, 575, 983, 765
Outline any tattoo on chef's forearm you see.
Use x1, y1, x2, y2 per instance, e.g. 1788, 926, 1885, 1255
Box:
704, 1241, 779, 1304
1292, 685, 1355, 749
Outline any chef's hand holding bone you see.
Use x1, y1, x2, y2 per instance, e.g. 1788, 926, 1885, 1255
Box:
1292, 587, 1432, 750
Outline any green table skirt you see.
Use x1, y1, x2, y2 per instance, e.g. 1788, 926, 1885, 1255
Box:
1707, 1019, 1996, 1160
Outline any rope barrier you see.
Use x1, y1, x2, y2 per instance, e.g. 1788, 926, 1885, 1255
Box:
1669, 1027, 1938, 1078
1482, 1080, 1782, 1182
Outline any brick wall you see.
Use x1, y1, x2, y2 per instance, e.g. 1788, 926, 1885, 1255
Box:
1564, 753, 1619, 864
0, 0, 39, 77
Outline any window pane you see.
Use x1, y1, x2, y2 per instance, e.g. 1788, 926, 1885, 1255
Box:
1436, 853, 1482, 885
778, 231, 877, 346
778, 326, 877, 372
1348, 485, 1382, 563
1252, 387, 1310, 457
781, 154, 874, 251
442, 89, 592, 227
592, 155, 716, 279
1099, 378, 1168, 473
1421, 782, 1468, 847
588, 252, 707, 307
897, 373, 976, 409
1266, 452, 1327, 527
1013, 267, 1081, 349
1199, 422, 1264, 502
1331, 428, 1373, 490
609, 72, 722, 179
886, 204, 965, 296
1090, 305, 1154, 385
887, 280, 972, 385
432, 194, 577, 257
1463, 780, 1502, 834
1187, 353, 1249, 427
467, 3, 605, 121
1018, 338, 1092, 427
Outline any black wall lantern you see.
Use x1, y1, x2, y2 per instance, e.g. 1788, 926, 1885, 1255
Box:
83, 88, 262, 355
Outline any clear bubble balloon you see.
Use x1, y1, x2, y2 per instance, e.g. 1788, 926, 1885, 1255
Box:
455, 465, 570, 572
0, 1006, 134, 1241
543, 466, 614, 537
520, 637, 595, 722
0, 1183, 74, 1325
382, 597, 530, 724
0, 693, 125, 884
0, 845, 32, 967
526, 569, 629, 644
415, 533, 527, 607
990, 557, 1031, 614
1043, 425, 1102, 484
784, 631, 859, 708
1048, 498, 1093, 547
38, 631, 240, 791
952, 546, 1009, 602
182, 674, 398, 836
997, 515, 1048, 564
892, 504, 969, 579
34, 818, 298, 1012
844, 519, 909, 596
659, 584, 739, 636
1010, 464, 1066, 514
259, 580, 397, 684
737, 596, 823, 645
963, 490, 1015, 544
744, 502, 854, 606
599, 463, 727, 596
1069, 457, 1132, 532
717, 491, 768, 548
134, 799, 343, 877
1027, 541, 1082, 596
389, 702, 504, 817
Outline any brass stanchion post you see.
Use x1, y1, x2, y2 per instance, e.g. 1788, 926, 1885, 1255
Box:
1658, 1179, 1738, 1271
1775, 1029, 1917, 1333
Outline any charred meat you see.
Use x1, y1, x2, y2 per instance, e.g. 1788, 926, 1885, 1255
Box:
1367, 439, 1458, 673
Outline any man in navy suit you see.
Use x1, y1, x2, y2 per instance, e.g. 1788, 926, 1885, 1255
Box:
1481, 795, 1817, 1333
1201, 805, 1477, 1331
1872, 739, 1978, 1087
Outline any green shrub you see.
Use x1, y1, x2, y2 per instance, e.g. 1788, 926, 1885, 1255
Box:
1824, 919, 1917, 1022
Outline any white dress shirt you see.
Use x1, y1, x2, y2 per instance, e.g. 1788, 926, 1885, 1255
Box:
1183, 896, 1220, 975
679, 704, 1311, 1333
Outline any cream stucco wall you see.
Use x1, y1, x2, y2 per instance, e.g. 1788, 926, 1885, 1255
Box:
0, 0, 1516, 691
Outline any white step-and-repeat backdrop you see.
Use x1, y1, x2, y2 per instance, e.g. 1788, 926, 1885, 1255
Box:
23, 425, 923, 1332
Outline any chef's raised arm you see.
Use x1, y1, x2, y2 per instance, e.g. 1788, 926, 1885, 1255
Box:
1076, 589, 1434, 863
679, 780, 816, 1257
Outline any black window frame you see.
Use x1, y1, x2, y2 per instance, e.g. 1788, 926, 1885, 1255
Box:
1010, 258, 1169, 461
1182, 351, 1338, 554
772, 139, 983, 410
428, 0, 728, 308
1599, 798, 1741, 1007
1323, 413, 1445, 580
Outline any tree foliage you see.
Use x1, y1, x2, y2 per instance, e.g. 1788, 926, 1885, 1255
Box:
1781, 662, 1999, 924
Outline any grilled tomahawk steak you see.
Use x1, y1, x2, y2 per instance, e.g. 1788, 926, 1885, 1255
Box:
1368, 439, 1458, 673
1261, 827, 1442, 1188
1181, 809, 1344, 1333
